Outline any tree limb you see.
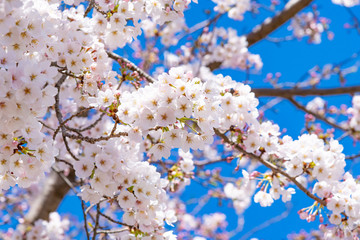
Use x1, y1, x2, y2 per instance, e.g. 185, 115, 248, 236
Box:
253, 85, 360, 97
287, 97, 350, 132
246, 0, 313, 47
24, 169, 76, 224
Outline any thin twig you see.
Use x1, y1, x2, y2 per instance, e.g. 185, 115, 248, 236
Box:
84, 0, 95, 17
66, 132, 128, 144
81, 199, 91, 240
107, 52, 156, 83
80, 112, 106, 132
97, 228, 129, 234
92, 204, 100, 239
38, 121, 55, 131
98, 212, 132, 228
287, 97, 349, 132
54, 74, 80, 161
346, 153, 360, 160
238, 203, 292, 240
54, 107, 94, 139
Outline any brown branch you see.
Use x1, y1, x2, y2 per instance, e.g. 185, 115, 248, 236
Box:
346, 153, 360, 160
97, 228, 129, 234
66, 131, 128, 144
98, 212, 133, 228
39, 120, 55, 131
214, 128, 327, 206
253, 85, 360, 98
81, 197, 91, 240
54, 107, 94, 139
246, 0, 313, 46
84, 0, 95, 17
92, 204, 101, 239
287, 97, 349, 132
54, 74, 80, 161
80, 112, 106, 132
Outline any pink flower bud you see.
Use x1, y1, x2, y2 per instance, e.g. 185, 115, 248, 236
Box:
344, 23, 352, 29
250, 171, 261, 179
266, 73, 273, 80
299, 211, 308, 220
306, 214, 315, 222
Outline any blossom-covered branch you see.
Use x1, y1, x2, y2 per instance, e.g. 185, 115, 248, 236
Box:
214, 129, 327, 206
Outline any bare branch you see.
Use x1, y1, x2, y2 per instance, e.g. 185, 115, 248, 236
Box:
253, 85, 360, 98
287, 97, 349, 132
246, 0, 313, 46
84, 0, 95, 17
92, 204, 101, 239
54, 107, 94, 139
81, 198, 91, 240
54, 74, 79, 161
80, 112, 106, 132
97, 228, 129, 234
346, 153, 360, 160
176, 13, 223, 41
98, 212, 133, 228
65, 132, 128, 144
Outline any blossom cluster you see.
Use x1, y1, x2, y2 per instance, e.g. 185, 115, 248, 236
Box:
289, 10, 332, 44
332, 0, 360, 7
0, 0, 63, 190
223, 170, 255, 214
201, 28, 263, 70
278, 134, 345, 183
52, 118, 175, 237
110, 67, 260, 160
289, 224, 360, 240
2, 0, 360, 238
276, 134, 360, 232
0, 0, 116, 188
141, 18, 187, 47
211, 0, 251, 21
174, 199, 231, 240
348, 95, 360, 132
90, 0, 194, 50
6, 212, 70, 240
306, 97, 326, 114
318, 173, 360, 228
